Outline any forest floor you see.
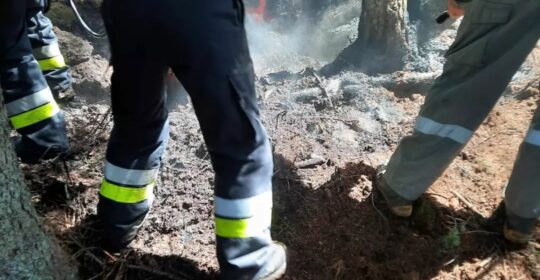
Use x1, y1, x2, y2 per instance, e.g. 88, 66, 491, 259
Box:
22, 2, 540, 279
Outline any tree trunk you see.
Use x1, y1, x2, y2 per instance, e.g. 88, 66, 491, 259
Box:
0, 102, 77, 279
328, 0, 409, 75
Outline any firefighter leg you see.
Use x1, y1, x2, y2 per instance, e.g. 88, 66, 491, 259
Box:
1, 0, 69, 163
384, 0, 540, 201
97, 2, 169, 250
26, 0, 73, 97
504, 106, 540, 231
169, 1, 285, 277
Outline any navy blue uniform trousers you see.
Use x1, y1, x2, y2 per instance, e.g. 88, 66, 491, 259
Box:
98, 0, 279, 278
0, 0, 69, 161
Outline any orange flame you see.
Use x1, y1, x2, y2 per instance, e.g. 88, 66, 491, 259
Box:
248, 0, 268, 22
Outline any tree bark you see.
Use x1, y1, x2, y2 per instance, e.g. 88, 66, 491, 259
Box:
0, 101, 77, 279
328, 0, 409, 75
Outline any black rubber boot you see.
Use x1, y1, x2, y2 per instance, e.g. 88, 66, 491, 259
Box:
13, 136, 69, 164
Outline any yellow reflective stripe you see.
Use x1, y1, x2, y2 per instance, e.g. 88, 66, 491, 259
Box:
215, 208, 272, 238
6, 87, 54, 116
100, 179, 154, 204
37, 55, 66, 71
9, 102, 59, 129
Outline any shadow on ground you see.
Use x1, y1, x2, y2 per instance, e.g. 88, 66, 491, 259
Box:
271, 154, 522, 280
24, 153, 534, 279
64, 215, 217, 280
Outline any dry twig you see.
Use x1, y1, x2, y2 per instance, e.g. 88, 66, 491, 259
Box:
371, 192, 389, 227
304, 68, 334, 108
294, 157, 327, 169
450, 190, 485, 218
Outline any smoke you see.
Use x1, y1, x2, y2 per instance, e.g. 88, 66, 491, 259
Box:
245, 0, 361, 76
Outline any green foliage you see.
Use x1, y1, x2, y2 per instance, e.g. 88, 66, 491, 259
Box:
441, 226, 461, 252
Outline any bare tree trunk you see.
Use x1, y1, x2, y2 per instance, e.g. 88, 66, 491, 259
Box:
326, 0, 409, 75
0, 102, 77, 279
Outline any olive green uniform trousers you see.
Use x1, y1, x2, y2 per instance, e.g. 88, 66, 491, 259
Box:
384, 0, 540, 219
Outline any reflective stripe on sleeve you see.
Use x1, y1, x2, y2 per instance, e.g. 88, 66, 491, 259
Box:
215, 207, 272, 238
5, 88, 55, 117
104, 161, 158, 187
415, 116, 473, 144
215, 191, 272, 219
33, 43, 62, 60
38, 55, 67, 71
525, 129, 540, 147
9, 102, 59, 129
100, 179, 154, 204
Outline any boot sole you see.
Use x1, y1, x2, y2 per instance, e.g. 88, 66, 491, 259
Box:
503, 223, 531, 245
389, 205, 413, 218
259, 259, 287, 280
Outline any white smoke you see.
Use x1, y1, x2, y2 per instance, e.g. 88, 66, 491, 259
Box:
245, 0, 361, 76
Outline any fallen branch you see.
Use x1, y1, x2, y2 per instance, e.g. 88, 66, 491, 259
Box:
450, 190, 485, 218
478, 254, 496, 268
62, 159, 72, 200
103, 250, 119, 262
83, 251, 105, 267
376, 71, 439, 96
294, 156, 326, 169
371, 193, 390, 227
442, 257, 457, 267
304, 68, 334, 108
68, 236, 105, 267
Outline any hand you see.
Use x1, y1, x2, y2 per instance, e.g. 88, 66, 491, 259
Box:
448, 0, 465, 18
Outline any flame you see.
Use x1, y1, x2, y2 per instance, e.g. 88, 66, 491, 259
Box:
247, 0, 268, 22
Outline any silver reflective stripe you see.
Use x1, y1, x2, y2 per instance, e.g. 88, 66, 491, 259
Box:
5, 87, 54, 117
525, 129, 540, 147
104, 161, 158, 186
415, 116, 473, 144
33, 43, 61, 60
215, 190, 273, 219
227, 235, 274, 268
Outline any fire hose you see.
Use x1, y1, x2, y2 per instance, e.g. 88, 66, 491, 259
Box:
67, 0, 107, 38
66, 0, 267, 37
